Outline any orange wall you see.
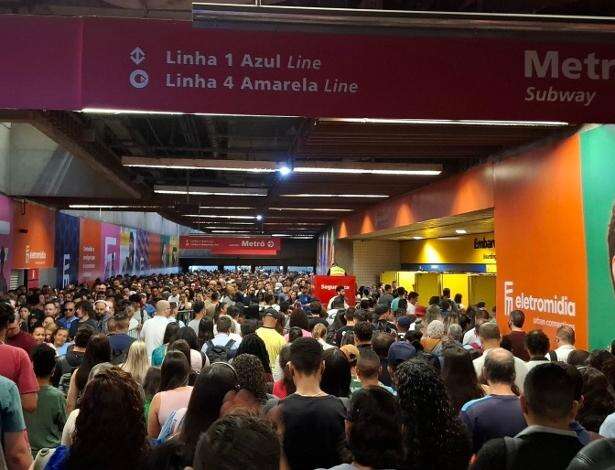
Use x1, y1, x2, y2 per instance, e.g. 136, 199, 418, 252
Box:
494, 136, 588, 348
336, 164, 494, 238
12, 202, 55, 269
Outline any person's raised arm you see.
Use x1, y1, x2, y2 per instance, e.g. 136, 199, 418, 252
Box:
65, 370, 78, 414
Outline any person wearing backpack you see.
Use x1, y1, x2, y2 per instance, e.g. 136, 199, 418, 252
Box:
50, 326, 94, 395
201, 316, 239, 363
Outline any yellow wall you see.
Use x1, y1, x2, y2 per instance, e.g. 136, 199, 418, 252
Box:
400, 232, 496, 266
442, 273, 469, 307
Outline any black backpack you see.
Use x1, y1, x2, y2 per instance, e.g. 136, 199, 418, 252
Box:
205, 339, 236, 363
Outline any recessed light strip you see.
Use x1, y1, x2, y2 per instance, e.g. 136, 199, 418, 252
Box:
68, 204, 159, 209
123, 157, 441, 176
280, 194, 388, 198
269, 207, 354, 212
323, 118, 569, 127
154, 185, 267, 197
185, 214, 256, 219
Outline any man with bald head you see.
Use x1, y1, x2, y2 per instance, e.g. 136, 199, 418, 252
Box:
140, 299, 173, 359
461, 348, 527, 453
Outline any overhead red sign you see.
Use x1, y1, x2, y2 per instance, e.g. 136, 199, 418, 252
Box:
180, 236, 281, 256
313, 275, 357, 308
3, 15, 615, 121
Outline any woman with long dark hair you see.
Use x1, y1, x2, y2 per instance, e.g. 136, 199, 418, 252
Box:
41, 368, 149, 470
577, 366, 615, 433
320, 348, 351, 399
147, 351, 193, 439
235, 333, 272, 378
147, 362, 239, 470
441, 344, 484, 413
66, 333, 111, 413
396, 359, 472, 470
197, 317, 214, 350
176, 326, 208, 372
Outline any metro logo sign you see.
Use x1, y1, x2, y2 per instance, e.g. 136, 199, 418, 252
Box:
180, 236, 281, 257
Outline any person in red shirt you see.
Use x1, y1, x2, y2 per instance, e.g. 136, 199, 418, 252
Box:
501, 310, 530, 362
0, 303, 39, 412
5, 315, 37, 356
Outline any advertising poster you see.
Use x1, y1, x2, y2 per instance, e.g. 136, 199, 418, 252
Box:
78, 218, 102, 283
136, 229, 150, 273
495, 136, 588, 349
148, 233, 162, 269
0, 196, 12, 293
120, 227, 136, 275
101, 223, 121, 279
580, 125, 615, 348
169, 235, 179, 267
54, 212, 80, 288
12, 202, 55, 270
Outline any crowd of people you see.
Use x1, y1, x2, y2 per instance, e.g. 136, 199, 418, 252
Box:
1, 271, 615, 470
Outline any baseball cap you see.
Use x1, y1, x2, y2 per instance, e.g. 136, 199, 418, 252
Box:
415, 306, 426, 317
397, 316, 414, 329
387, 341, 417, 367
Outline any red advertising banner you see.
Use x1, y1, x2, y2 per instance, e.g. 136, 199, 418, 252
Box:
313, 275, 357, 308
180, 236, 281, 256
3, 16, 615, 121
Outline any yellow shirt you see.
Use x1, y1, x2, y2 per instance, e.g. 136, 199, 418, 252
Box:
329, 265, 346, 276
256, 327, 286, 370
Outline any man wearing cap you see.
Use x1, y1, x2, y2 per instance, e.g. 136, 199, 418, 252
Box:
396, 315, 415, 341
256, 307, 286, 371
387, 341, 417, 388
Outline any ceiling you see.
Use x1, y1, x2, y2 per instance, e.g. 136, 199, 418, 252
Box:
357, 209, 494, 240
15, 110, 574, 239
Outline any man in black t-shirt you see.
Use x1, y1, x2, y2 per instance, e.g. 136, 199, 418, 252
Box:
273, 337, 346, 470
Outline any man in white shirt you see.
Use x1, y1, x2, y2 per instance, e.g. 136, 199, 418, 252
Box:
202, 316, 241, 354
549, 325, 576, 362
473, 321, 527, 391
463, 309, 491, 349
140, 300, 172, 359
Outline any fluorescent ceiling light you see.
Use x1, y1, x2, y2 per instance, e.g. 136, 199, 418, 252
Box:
325, 118, 568, 127
256, 215, 263, 221
81, 108, 298, 118
123, 157, 441, 176
271, 234, 315, 239
68, 204, 159, 209
199, 206, 253, 210
455, 229, 468, 234
281, 194, 388, 198
210, 230, 251, 234
412, 236, 424, 240
293, 167, 440, 176
264, 222, 322, 226
185, 214, 256, 220
269, 207, 354, 212
154, 185, 267, 197
193, 221, 255, 225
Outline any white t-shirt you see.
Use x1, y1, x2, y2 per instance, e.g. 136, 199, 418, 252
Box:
407, 303, 416, 315
140, 315, 172, 359
62, 409, 79, 446
463, 328, 480, 347
473, 348, 528, 391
